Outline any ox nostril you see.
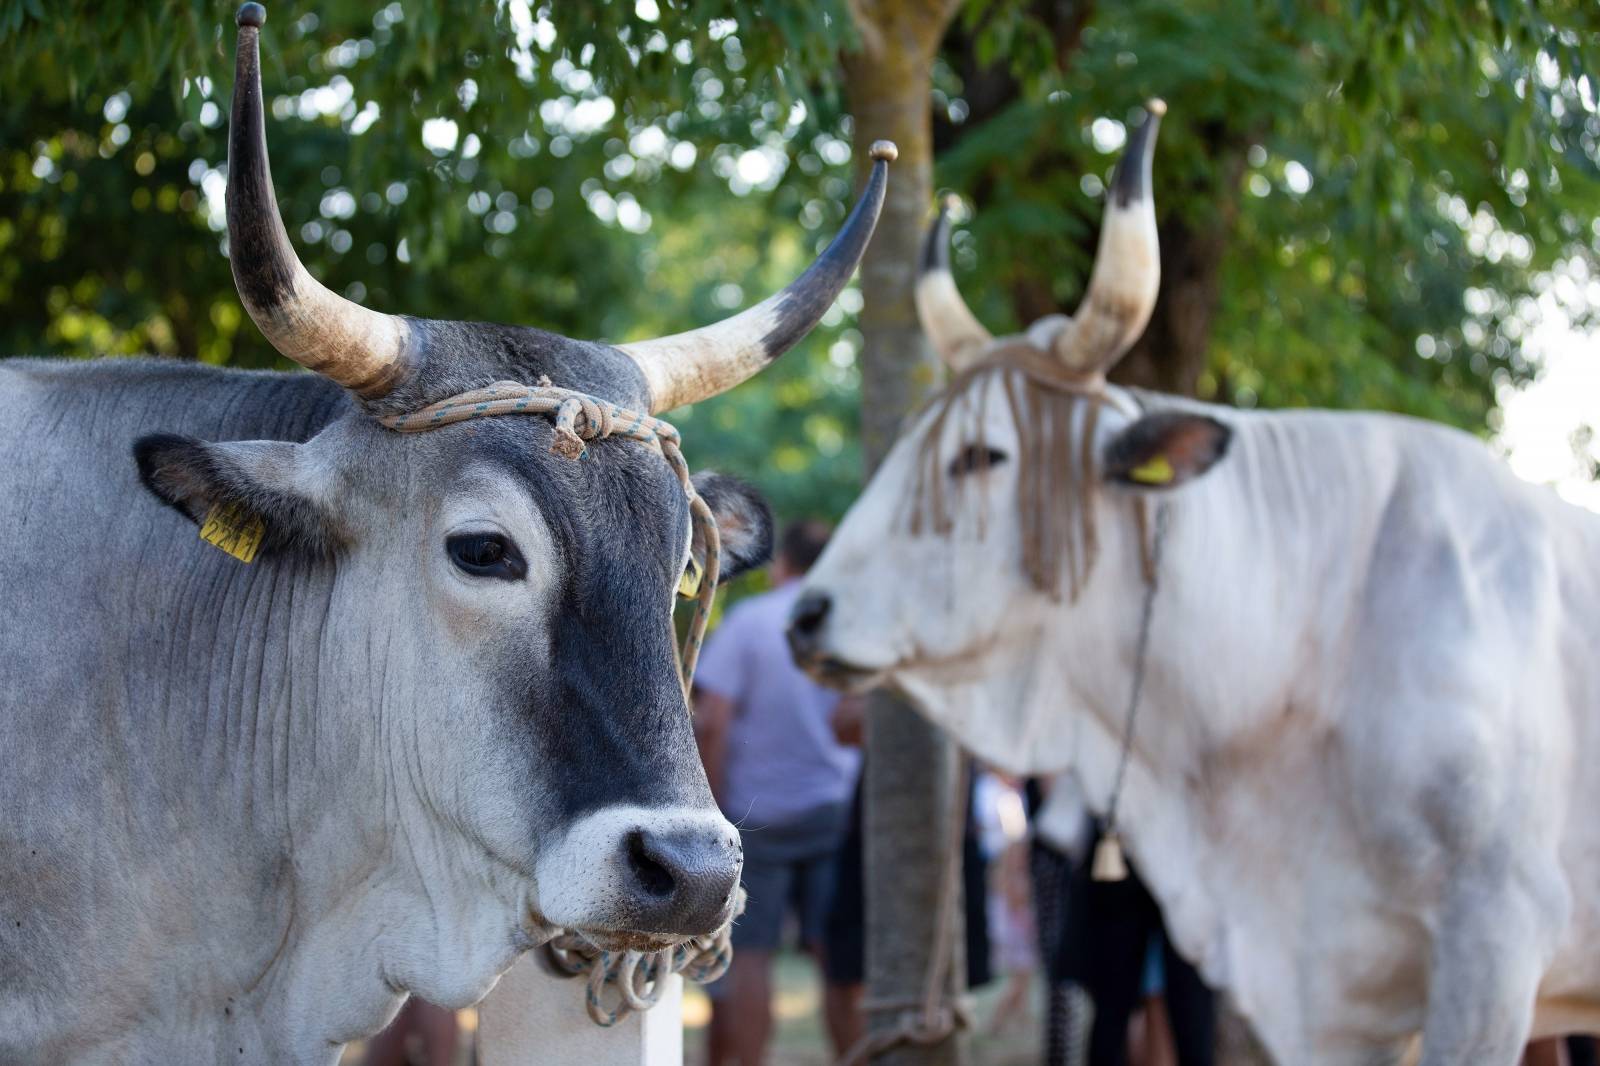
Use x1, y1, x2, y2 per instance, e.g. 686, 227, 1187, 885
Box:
789, 590, 831, 639
625, 830, 676, 900
618, 824, 741, 934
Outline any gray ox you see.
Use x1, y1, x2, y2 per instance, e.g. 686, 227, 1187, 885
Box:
790, 103, 1600, 1064
0, 6, 892, 1063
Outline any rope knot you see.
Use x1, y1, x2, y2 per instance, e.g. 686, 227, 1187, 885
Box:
550, 395, 617, 459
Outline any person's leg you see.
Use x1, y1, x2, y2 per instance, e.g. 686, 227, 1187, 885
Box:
724, 947, 777, 1065
1082, 878, 1156, 1066
1136, 994, 1177, 1066
361, 997, 416, 1066
708, 851, 789, 1066
1160, 932, 1216, 1066
822, 791, 867, 1059
823, 979, 864, 1057
1030, 836, 1076, 1066
411, 1001, 458, 1066
1523, 1038, 1565, 1066
796, 843, 859, 1057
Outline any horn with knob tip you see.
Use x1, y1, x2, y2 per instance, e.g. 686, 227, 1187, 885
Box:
228, 3, 412, 399
616, 141, 897, 413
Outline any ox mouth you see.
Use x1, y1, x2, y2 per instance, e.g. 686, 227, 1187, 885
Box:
794, 654, 886, 693
569, 927, 689, 953
524, 905, 735, 956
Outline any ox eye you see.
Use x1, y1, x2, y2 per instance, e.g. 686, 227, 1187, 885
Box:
446, 532, 527, 581
948, 444, 1008, 478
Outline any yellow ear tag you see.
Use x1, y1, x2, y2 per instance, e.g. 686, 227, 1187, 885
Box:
199, 502, 266, 564
678, 553, 704, 599
1128, 455, 1175, 485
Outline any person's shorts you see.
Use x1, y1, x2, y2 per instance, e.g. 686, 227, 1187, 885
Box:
705, 803, 849, 1000
732, 846, 838, 953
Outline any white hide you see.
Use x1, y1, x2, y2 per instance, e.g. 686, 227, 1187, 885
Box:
802, 382, 1600, 1064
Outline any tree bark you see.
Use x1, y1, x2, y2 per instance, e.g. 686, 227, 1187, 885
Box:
843, 4, 968, 1063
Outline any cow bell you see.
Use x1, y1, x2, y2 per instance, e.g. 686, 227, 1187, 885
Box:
1091, 829, 1129, 882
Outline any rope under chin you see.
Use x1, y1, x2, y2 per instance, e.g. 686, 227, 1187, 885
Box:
379, 379, 732, 1025
544, 886, 747, 1027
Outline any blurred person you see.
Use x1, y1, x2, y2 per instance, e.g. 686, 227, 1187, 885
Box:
823, 750, 995, 1060
362, 999, 458, 1066
1031, 777, 1213, 1066
1526, 1036, 1600, 1066
974, 772, 1036, 1035
694, 519, 861, 1065
1075, 827, 1215, 1066
820, 691, 868, 1055
1029, 777, 1092, 1066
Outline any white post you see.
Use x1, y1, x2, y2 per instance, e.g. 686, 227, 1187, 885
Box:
477, 953, 683, 1066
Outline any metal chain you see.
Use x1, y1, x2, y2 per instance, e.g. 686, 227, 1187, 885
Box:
1101, 501, 1169, 844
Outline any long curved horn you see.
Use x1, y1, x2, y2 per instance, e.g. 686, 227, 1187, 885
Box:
1052, 100, 1165, 378
915, 195, 993, 370
229, 3, 412, 399
618, 142, 896, 413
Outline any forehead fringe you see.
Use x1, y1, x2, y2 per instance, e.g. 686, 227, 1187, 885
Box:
908, 357, 1118, 601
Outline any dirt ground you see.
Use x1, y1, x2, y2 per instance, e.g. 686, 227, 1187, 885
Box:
343, 948, 1041, 1065
680, 950, 1043, 1066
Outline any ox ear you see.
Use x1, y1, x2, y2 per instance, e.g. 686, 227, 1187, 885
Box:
133, 434, 339, 559
1102, 412, 1231, 490
691, 472, 773, 584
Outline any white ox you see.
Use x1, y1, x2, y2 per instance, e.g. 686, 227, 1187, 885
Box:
789, 103, 1600, 1063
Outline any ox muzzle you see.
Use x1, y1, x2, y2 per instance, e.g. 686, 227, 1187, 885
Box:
535, 805, 742, 949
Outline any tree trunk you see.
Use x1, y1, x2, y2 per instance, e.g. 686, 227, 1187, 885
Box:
843, 4, 968, 1063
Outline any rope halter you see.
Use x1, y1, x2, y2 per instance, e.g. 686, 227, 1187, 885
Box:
378, 379, 721, 697
381, 379, 738, 1026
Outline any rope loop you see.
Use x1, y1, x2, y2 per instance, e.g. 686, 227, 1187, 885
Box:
543, 886, 746, 1027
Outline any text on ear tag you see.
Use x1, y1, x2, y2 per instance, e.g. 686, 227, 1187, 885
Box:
1128, 455, 1175, 485
199, 502, 266, 564
678, 553, 704, 599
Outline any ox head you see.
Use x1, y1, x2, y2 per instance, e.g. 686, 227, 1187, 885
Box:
131, 4, 891, 963
790, 103, 1234, 774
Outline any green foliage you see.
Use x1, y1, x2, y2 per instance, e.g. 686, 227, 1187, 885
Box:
1, 0, 1596, 525
939, 0, 1600, 431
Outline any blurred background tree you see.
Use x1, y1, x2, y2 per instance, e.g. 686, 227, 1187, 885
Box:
2, 0, 1597, 523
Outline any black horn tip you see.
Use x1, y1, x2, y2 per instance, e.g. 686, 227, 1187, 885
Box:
237, 2, 266, 28
1109, 101, 1163, 208
921, 196, 958, 274
869, 140, 898, 163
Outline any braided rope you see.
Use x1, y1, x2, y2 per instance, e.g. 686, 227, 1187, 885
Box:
380, 379, 736, 1027
543, 886, 746, 1027
378, 379, 720, 694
